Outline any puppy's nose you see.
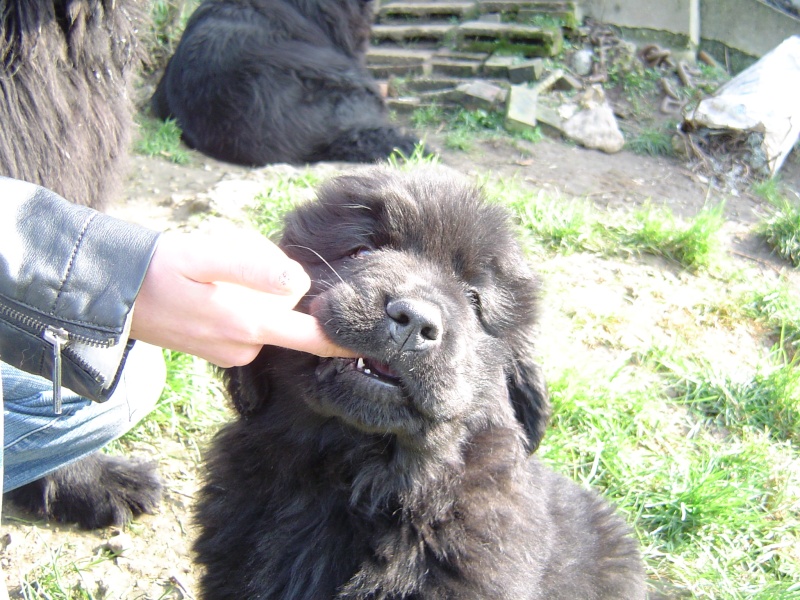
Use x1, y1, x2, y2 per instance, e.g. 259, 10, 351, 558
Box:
386, 298, 442, 352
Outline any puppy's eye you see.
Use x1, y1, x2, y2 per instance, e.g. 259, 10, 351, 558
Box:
467, 288, 483, 316
350, 247, 374, 259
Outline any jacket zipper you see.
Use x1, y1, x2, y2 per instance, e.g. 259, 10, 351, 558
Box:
42, 326, 69, 414
0, 300, 114, 413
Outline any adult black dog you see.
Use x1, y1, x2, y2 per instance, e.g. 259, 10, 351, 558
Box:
0, 0, 143, 209
1, 0, 162, 528
194, 167, 647, 599
151, 0, 421, 166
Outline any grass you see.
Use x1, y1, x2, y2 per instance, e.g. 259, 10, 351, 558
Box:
758, 193, 800, 267
626, 126, 676, 157
410, 105, 544, 152
133, 116, 190, 164
483, 177, 724, 270
146, 0, 202, 69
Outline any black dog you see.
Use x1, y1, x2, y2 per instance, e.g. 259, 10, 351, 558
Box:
151, 0, 420, 166
194, 167, 647, 599
0, 0, 144, 209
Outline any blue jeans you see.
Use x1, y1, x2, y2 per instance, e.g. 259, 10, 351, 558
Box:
0, 342, 165, 494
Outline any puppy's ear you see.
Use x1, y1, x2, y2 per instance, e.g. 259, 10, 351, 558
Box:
507, 352, 551, 453
222, 365, 269, 418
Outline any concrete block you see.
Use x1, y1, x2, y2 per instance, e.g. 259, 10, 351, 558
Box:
504, 85, 539, 133
456, 79, 508, 110
483, 54, 517, 77
508, 58, 544, 83
386, 97, 424, 113
535, 103, 566, 136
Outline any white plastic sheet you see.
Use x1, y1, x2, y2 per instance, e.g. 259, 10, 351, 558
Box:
687, 35, 800, 176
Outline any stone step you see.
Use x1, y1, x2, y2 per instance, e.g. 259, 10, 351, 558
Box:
479, 1, 581, 28
456, 21, 563, 57
366, 47, 434, 65
371, 23, 459, 45
390, 77, 471, 95
378, 1, 478, 22
366, 47, 432, 78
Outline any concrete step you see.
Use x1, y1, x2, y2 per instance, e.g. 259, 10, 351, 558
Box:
479, 1, 581, 28
371, 23, 459, 45
457, 21, 563, 56
378, 1, 479, 22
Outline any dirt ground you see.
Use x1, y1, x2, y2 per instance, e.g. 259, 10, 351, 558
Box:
1, 116, 799, 598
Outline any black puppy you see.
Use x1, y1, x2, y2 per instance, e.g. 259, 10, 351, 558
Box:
152, 0, 420, 166
194, 167, 647, 599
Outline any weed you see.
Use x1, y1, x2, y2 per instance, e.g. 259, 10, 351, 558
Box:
247, 170, 323, 240
626, 127, 675, 157
134, 116, 190, 164
486, 178, 722, 269
759, 194, 800, 267
655, 352, 800, 444
146, 0, 201, 69
607, 203, 724, 270
410, 104, 445, 129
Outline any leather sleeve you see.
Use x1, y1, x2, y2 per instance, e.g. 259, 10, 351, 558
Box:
0, 177, 160, 402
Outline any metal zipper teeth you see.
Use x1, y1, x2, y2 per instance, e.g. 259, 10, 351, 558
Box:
1, 301, 113, 387
0, 300, 114, 348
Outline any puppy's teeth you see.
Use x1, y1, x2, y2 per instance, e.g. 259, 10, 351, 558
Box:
356, 357, 365, 371
364, 368, 372, 375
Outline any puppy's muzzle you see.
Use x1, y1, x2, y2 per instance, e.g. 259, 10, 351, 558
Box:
386, 298, 443, 353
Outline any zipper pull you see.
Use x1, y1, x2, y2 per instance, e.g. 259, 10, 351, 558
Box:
42, 326, 70, 415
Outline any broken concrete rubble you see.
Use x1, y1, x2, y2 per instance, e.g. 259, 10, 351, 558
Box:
684, 35, 800, 177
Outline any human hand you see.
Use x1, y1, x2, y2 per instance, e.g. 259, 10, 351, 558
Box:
130, 230, 355, 367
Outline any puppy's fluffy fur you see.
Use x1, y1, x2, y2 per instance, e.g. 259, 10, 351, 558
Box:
152, 0, 419, 166
194, 167, 646, 599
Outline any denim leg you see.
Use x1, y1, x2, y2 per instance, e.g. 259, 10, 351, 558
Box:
1, 342, 165, 492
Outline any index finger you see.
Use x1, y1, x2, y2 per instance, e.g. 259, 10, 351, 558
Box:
260, 310, 358, 358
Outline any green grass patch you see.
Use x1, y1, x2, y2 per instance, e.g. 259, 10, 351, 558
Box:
483, 178, 723, 269
116, 350, 230, 451
758, 194, 800, 267
134, 116, 190, 164
146, 0, 201, 69
540, 361, 800, 597
626, 126, 675, 157
655, 351, 800, 443
247, 169, 325, 240
605, 203, 724, 270
409, 106, 544, 152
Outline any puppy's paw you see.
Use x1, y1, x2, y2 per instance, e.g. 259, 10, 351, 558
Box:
5, 453, 162, 529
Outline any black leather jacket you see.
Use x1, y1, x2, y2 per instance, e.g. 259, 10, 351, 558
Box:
0, 177, 160, 403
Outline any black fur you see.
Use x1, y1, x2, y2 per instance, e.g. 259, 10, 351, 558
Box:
151, 0, 420, 166
5, 453, 162, 529
0, 0, 144, 209
194, 167, 646, 599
